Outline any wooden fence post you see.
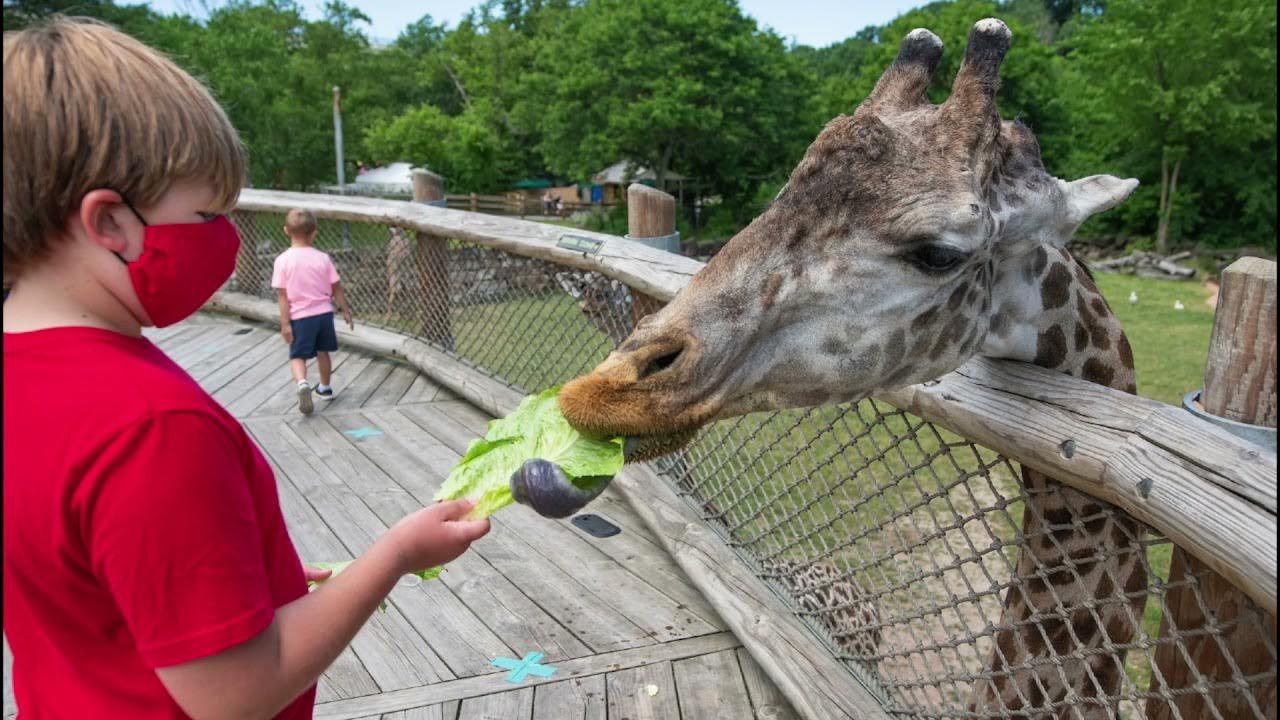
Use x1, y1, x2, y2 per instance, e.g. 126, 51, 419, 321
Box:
1149, 257, 1277, 720
411, 169, 453, 350
626, 183, 678, 325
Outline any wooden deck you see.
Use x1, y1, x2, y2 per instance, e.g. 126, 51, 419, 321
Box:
3, 313, 798, 720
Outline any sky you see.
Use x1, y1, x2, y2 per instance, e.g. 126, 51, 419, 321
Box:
145, 0, 925, 48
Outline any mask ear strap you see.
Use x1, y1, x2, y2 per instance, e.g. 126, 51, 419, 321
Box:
113, 196, 148, 265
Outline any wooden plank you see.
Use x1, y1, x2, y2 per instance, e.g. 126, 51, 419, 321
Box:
457, 688, 533, 720
364, 363, 420, 408
208, 343, 292, 408
612, 465, 892, 720
314, 632, 740, 719
341, 407, 653, 654
235, 189, 703, 303
532, 675, 605, 720
247, 348, 357, 417
877, 356, 1277, 615
182, 326, 277, 382
398, 404, 718, 644
605, 661, 679, 720
193, 321, 289, 395
398, 373, 447, 405
378, 706, 457, 720
246, 419, 509, 678
671, 650, 753, 719
321, 357, 396, 413
227, 351, 372, 417
736, 648, 800, 720
155, 323, 226, 361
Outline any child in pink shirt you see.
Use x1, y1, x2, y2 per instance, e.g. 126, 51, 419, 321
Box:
271, 209, 354, 415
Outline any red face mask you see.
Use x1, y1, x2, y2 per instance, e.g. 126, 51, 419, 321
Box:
115, 200, 241, 328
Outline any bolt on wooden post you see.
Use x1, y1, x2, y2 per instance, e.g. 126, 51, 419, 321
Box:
411, 169, 454, 350
626, 183, 677, 325
1149, 257, 1277, 720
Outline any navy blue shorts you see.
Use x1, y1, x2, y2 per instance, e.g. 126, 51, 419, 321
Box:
290, 312, 338, 360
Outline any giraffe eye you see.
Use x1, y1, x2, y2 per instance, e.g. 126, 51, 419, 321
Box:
904, 245, 967, 274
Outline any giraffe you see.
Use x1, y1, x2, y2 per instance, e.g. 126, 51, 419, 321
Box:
559, 19, 1148, 719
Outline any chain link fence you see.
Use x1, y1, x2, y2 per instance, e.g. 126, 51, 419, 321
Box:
230, 209, 1276, 720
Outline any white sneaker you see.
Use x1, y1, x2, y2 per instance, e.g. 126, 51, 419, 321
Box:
297, 381, 314, 415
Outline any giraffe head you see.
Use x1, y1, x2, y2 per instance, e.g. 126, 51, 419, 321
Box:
560, 19, 1137, 456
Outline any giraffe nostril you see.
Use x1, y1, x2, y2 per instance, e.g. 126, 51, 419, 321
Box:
639, 349, 682, 379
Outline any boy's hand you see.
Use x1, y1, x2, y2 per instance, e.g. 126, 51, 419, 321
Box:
303, 565, 333, 583
343, 310, 354, 331
386, 499, 490, 574
281, 324, 293, 344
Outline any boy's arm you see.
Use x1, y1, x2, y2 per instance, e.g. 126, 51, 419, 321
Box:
332, 281, 353, 330
275, 289, 293, 344
156, 500, 487, 720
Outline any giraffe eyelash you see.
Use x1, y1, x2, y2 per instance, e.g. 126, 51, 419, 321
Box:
900, 244, 969, 274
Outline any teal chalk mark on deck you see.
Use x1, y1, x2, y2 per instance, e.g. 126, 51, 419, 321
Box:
343, 427, 383, 440
491, 652, 557, 683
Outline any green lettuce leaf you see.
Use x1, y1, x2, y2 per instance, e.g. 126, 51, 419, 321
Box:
433, 386, 624, 519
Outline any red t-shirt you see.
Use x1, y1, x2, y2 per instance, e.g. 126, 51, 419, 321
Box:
3, 327, 314, 719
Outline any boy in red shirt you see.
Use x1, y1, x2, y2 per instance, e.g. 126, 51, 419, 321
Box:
272, 209, 354, 415
2, 17, 489, 719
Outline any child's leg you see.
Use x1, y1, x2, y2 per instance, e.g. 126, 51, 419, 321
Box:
291, 358, 308, 383
317, 352, 332, 386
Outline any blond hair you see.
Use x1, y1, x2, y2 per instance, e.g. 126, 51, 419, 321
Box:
284, 209, 317, 238
3, 16, 246, 275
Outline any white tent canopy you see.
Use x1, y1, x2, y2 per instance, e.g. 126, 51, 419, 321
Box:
591, 160, 686, 186
352, 161, 418, 192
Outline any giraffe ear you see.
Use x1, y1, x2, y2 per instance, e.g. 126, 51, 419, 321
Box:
1064, 175, 1139, 225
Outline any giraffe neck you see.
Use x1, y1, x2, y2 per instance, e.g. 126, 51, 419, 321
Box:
969, 244, 1145, 718
982, 244, 1136, 393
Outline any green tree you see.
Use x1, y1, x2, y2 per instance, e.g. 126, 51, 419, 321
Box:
520, 0, 815, 213
1061, 0, 1276, 251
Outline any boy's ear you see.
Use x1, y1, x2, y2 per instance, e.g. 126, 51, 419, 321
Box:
77, 189, 135, 256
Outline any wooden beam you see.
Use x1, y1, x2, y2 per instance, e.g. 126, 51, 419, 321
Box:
236, 189, 702, 303
877, 356, 1276, 616
312, 632, 741, 719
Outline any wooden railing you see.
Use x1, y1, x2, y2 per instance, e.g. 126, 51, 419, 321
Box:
219, 188, 1277, 720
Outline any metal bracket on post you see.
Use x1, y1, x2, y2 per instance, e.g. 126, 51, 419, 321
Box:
1183, 390, 1278, 452
624, 231, 681, 255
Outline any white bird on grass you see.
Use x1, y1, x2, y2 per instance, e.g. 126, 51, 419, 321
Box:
1173, 300, 1185, 311
1128, 291, 1138, 305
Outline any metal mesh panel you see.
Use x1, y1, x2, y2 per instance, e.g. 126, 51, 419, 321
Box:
229, 211, 1277, 720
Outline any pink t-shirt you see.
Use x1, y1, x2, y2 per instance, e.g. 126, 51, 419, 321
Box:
271, 246, 341, 320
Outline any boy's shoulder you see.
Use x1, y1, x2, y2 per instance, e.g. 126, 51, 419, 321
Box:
276, 246, 332, 262
6, 328, 232, 430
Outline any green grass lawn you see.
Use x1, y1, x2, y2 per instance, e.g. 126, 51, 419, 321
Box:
1093, 273, 1217, 406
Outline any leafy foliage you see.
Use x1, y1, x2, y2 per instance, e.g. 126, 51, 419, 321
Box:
7, 0, 1274, 249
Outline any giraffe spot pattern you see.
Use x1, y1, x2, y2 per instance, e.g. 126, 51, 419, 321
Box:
1040, 263, 1072, 309
1082, 358, 1115, 386
1034, 325, 1067, 368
